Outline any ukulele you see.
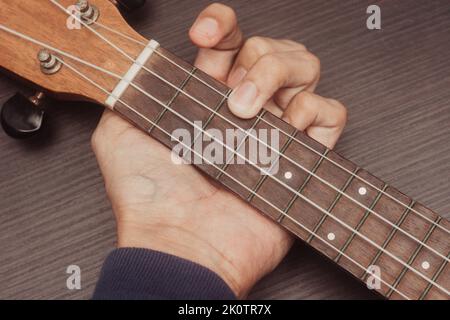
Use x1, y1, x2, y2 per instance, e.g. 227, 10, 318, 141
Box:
0, 0, 448, 300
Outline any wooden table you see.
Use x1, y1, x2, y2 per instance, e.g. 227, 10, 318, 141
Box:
0, 0, 449, 299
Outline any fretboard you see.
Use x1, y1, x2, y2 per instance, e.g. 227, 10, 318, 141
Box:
107, 43, 449, 300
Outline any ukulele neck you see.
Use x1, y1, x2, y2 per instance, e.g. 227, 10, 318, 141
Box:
0, 0, 448, 300
106, 42, 450, 300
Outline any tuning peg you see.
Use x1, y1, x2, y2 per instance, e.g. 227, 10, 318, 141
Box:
1, 92, 46, 139
111, 0, 146, 12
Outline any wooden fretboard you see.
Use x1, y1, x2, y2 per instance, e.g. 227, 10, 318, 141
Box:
109, 45, 449, 300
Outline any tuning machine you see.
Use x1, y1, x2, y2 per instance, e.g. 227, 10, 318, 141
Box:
1, 91, 47, 139
76, 0, 100, 25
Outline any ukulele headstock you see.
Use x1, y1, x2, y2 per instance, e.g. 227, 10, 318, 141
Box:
0, 0, 148, 137
0, 0, 149, 138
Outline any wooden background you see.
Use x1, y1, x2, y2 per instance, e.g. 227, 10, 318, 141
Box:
0, 0, 449, 299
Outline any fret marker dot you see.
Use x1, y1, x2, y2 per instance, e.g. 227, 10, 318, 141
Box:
421, 261, 430, 270
327, 232, 335, 241
358, 187, 367, 196
284, 171, 293, 180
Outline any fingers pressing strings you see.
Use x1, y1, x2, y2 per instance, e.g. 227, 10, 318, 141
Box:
44, 0, 449, 262
228, 49, 321, 119
282, 92, 347, 149
10, 1, 445, 291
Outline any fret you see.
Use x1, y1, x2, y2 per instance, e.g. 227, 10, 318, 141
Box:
386, 216, 442, 298
306, 167, 360, 243
389, 210, 449, 300
280, 149, 356, 241
108, 44, 450, 300
151, 47, 194, 84
308, 168, 382, 261
113, 48, 195, 132
190, 89, 232, 149
148, 67, 197, 134
246, 125, 297, 203
174, 69, 233, 174
195, 96, 264, 179
278, 149, 329, 224
183, 67, 230, 106
248, 117, 326, 221
358, 197, 445, 298
125, 47, 194, 108
151, 66, 230, 151
334, 184, 388, 263
215, 109, 266, 180
364, 200, 416, 279
419, 253, 449, 299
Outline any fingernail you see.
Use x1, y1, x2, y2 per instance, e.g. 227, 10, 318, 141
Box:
192, 17, 219, 40
229, 80, 258, 118
228, 67, 247, 88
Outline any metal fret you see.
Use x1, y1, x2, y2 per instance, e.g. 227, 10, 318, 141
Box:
88, 38, 449, 301
419, 251, 449, 300
215, 109, 267, 180
386, 216, 442, 298
190, 88, 232, 149
246, 126, 298, 202
362, 200, 416, 279
148, 67, 197, 133
306, 167, 361, 244
277, 148, 330, 223
334, 183, 388, 263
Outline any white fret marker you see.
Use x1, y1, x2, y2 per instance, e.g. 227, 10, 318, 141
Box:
327, 232, 336, 241
421, 261, 430, 270
284, 171, 292, 180
358, 187, 367, 195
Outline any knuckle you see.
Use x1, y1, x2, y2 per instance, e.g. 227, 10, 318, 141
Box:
259, 53, 282, 67
293, 51, 320, 84
282, 39, 307, 51
328, 98, 348, 125
303, 51, 321, 80
296, 42, 307, 51
295, 91, 315, 107
259, 54, 286, 81
243, 36, 271, 56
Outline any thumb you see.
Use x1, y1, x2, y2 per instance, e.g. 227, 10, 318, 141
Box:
189, 3, 243, 81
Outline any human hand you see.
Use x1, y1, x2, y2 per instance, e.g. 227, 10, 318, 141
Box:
91, 3, 347, 298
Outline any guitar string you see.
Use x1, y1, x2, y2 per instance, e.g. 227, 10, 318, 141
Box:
1, 23, 447, 296
0, 23, 447, 295
91, 16, 450, 237
56, 55, 412, 300
49, 0, 450, 264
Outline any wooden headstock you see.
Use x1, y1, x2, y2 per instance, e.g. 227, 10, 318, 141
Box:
0, 0, 148, 104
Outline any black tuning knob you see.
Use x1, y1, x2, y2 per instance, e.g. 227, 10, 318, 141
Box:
1, 92, 46, 139
112, 0, 146, 12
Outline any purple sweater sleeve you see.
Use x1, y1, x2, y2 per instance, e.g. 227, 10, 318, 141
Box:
93, 248, 236, 300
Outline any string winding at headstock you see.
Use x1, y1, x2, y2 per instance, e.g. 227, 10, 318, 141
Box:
0, 0, 147, 137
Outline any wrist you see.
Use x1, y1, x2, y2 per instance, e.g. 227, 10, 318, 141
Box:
116, 220, 250, 298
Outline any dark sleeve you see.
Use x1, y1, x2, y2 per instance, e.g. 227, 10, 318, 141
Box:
92, 248, 236, 300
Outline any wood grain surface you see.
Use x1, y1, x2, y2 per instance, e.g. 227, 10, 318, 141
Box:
0, 0, 449, 299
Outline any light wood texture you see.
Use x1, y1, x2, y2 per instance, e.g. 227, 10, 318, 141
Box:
0, 0, 449, 299
0, 0, 142, 103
